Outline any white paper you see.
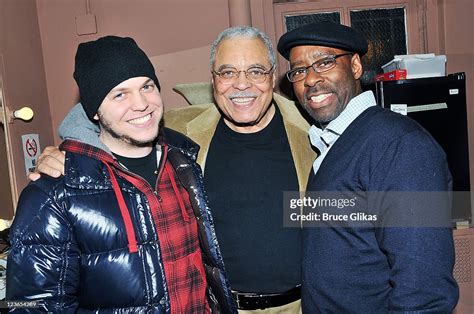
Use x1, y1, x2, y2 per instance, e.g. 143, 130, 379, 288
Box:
390, 104, 408, 116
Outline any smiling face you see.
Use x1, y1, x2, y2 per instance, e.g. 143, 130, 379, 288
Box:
94, 76, 163, 157
289, 45, 363, 124
212, 37, 276, 133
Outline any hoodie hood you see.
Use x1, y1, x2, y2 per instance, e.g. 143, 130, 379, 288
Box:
59, 103, 201, 160
58, 103, 112, 155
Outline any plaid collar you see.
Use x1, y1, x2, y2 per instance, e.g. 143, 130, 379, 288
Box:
60, 139, 115, 163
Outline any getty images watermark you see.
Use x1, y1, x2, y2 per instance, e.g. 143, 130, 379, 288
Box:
288, 195, 377, 223
283, 191, 467, 228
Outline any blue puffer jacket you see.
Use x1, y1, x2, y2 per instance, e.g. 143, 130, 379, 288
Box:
6, 126, 236, 313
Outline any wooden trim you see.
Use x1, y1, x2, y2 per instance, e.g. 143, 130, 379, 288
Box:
0, 55, 18, 213
266, 0, 435, 83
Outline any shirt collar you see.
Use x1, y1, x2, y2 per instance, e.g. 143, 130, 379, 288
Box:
309, 91, 376, 149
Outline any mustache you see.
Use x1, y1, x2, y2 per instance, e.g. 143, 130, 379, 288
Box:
304, 86, 334, 100
228, 91, 259, 99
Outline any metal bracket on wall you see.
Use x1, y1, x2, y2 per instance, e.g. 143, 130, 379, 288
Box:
75, 0, 97, 35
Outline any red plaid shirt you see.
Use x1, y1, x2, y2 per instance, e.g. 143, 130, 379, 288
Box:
62, 140, 210, 313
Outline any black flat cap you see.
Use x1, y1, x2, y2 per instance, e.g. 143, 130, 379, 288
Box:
277, 22, 368, 60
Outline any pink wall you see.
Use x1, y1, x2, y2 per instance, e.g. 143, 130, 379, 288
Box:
0, 0, 54, 201
441, 0, 474, 194
1, 0, 472, 205
36, 0, 230, 143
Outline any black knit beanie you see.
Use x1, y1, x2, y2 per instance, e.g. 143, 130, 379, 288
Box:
73, 36, 160, 121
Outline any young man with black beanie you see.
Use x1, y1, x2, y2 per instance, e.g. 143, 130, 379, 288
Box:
6, 36, 236, 313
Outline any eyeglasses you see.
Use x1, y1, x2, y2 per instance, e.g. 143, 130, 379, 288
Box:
286, 53, 353, 83
212, 65, 275, 84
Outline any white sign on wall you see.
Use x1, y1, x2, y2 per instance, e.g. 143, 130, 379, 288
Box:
21, 134, 41, 176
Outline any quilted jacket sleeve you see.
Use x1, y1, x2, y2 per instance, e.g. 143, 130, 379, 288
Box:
6, 180, 80, 313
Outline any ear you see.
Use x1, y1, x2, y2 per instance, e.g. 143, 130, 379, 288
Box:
272, 72, 276, 89
93, 113, 99, 121
211, 77, 218, 97
351, 54, 364, 80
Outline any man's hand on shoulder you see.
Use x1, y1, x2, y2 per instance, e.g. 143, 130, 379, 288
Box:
28, 146, 66, 181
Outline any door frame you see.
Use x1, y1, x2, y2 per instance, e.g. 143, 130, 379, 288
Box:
0, 54, 19, 214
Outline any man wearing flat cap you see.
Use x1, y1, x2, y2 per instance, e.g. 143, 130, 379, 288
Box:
6, 36, 236, 313
278, 22, 458, 312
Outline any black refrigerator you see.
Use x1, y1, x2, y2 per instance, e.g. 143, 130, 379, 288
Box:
374, 72, 471, 223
